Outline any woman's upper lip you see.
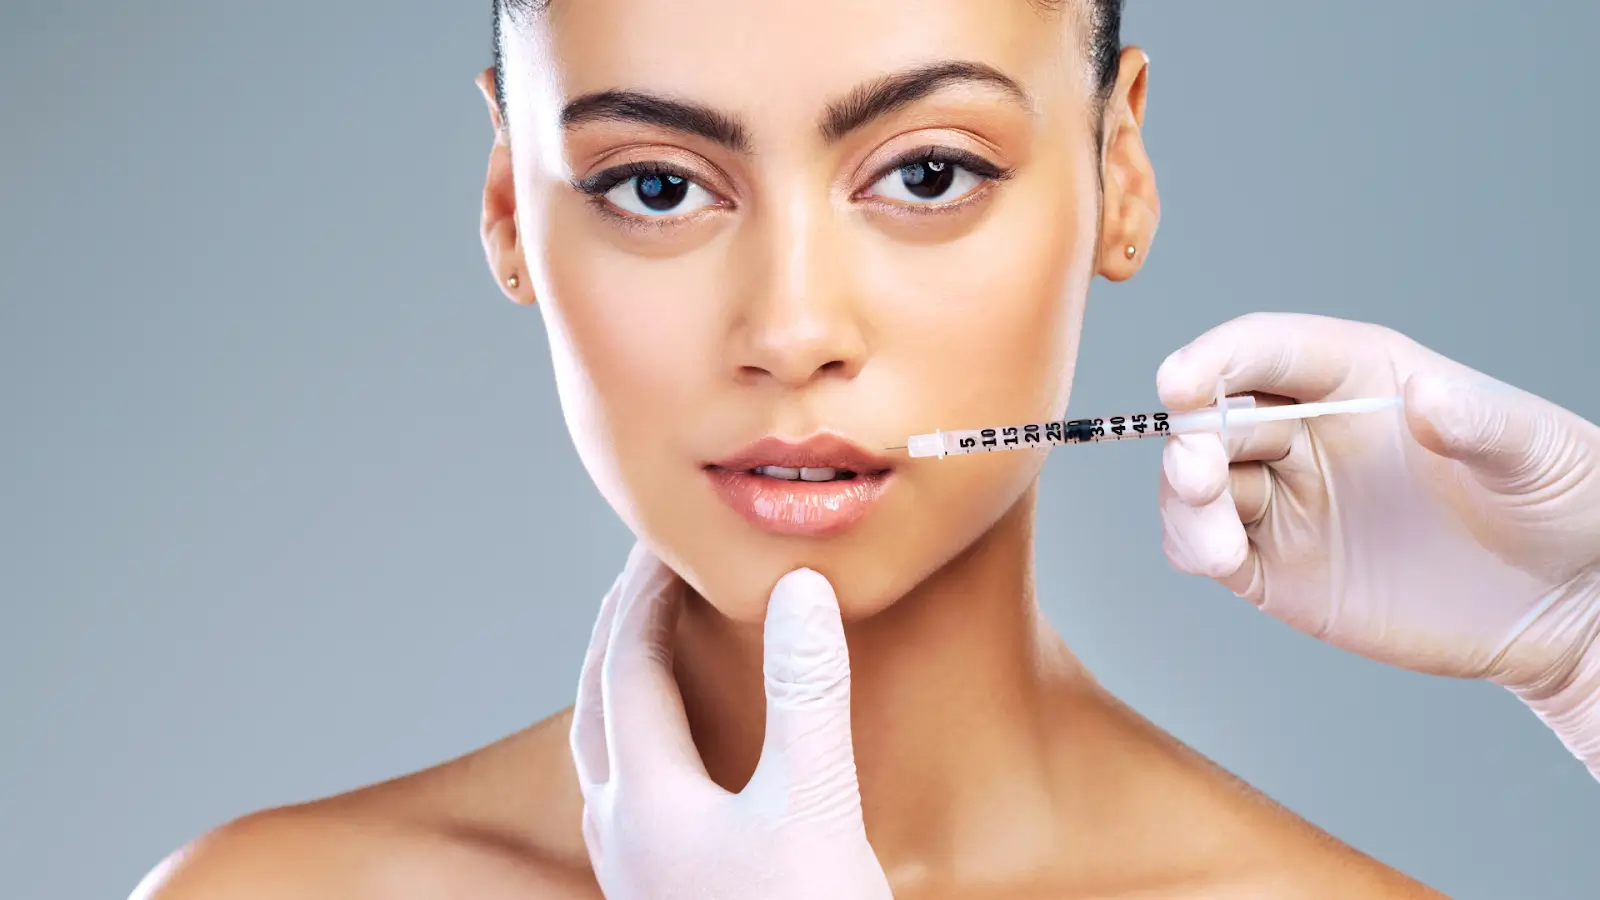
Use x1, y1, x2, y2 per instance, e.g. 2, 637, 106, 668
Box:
709, 434, 894, 473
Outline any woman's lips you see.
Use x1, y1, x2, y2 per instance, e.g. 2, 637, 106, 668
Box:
705, 468, 891, 537
705, 434, 894, 537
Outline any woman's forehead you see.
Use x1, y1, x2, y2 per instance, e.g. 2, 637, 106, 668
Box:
520, 0, 1085, 116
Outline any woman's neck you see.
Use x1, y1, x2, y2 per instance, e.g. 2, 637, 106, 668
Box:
671, 488, 1099, 881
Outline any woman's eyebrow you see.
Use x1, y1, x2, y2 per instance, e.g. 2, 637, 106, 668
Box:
561, 90, 752, 153
557, 61, 1029, 154
819, 61, 1033, 143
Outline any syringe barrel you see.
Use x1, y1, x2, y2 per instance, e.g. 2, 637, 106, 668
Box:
908, 413, 1175, 458
906, 396, 1257, 458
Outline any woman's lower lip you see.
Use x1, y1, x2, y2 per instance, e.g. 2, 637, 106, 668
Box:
705, 468, 891, 537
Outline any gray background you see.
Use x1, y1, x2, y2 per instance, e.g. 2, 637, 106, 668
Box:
3, 1, 1596, 898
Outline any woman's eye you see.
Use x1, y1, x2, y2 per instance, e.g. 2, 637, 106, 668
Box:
867, 158, 986, 205
603, 172, 716, 217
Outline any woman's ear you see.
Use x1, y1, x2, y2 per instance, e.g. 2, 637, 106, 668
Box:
476, 67, 534, 306
1095, 47, 1160, 282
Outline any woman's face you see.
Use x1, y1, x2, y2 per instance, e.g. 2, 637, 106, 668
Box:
485, 0, 1156, 622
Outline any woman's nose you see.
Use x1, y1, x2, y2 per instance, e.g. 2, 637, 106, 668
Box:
726, 212, 868, 389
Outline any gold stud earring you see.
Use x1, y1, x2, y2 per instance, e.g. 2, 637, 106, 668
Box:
506, 273, 520, 289
1124, 245, 1138, 260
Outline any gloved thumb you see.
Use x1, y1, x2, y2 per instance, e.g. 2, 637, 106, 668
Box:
750, 568, 864, 825
1404, 370, 1577, 493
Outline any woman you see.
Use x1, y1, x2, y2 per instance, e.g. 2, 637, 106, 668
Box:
139, 1, 1599, 897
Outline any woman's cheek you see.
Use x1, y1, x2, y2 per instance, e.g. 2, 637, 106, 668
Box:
908, 285, 1078, 436
876, 210, 1083, 423
535, 245, 684, 523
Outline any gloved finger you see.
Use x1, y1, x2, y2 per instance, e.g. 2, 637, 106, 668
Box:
580, 803, 605, 874
1224, 394, 1299, 463
601, 541, 709, 786
1217, 540, 1267, 605
1228, 461, 1275, 527
1157, 312, 1380, 411
570, 559, 630, 791
1160, 462, 1268, 602
1163, 433, 1229, 507
749, 568, 866, 827
1404, 370, 1600, 496
1159, 456, 1251, 580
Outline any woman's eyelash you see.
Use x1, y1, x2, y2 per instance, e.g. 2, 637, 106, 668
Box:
571, 148, 1010, 215
573, 162, 699, 196
870, 147, 1014, 186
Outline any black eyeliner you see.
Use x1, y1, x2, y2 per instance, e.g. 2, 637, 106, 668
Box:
871, 146, 1014, 185
572, 161, 698, 196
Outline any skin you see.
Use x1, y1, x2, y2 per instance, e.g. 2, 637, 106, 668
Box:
138, 1, 1450, 897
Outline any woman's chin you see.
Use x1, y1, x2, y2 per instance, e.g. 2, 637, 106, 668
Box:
670, 552, 921, 628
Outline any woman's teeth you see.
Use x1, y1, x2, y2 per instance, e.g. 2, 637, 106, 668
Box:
750, 466, 854, 482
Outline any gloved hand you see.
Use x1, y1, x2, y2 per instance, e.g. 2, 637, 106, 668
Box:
569, 541, 894, 900
1156, 312, 1600, 778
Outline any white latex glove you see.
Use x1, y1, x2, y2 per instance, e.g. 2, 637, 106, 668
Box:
570, 541, 894, 900
1156, 313, 1600, 778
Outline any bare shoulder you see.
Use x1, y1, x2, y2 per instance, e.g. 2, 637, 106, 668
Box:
133, 708, 597, 900
1170, 761, 1448, 897
131, 805, 592, 900
1194, 855, 1451, 900
1195, 767, 1450, 897
1079, 693, 1450, 899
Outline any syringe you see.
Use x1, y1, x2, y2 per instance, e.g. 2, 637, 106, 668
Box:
890, 394, 1404, 459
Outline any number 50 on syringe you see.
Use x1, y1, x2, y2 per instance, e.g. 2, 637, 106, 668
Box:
888, 394, 1404, 459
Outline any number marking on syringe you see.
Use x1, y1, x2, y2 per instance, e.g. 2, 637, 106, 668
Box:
904, 399, 1257, 457
900, 394, 1402, 459
955, 413, 1172, 453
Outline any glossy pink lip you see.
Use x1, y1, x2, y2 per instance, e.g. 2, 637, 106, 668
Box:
705, 434, 894, 537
